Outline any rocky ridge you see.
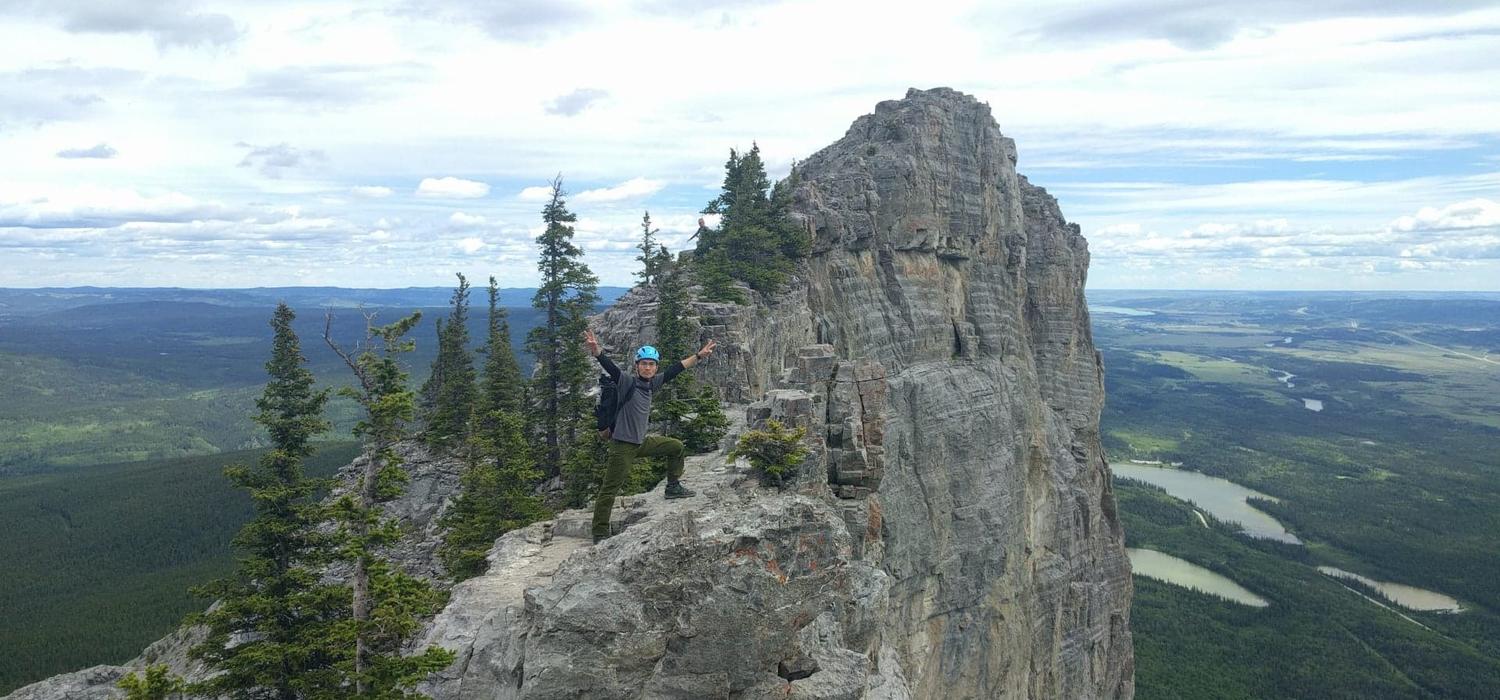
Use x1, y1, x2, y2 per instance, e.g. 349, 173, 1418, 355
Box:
6, 87, 1132, 699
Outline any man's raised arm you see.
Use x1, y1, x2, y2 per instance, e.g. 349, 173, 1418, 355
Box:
664, 339, 716, 383
583, 329, 621, 382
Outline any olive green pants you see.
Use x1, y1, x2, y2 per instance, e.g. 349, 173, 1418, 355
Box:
592, 435, 685, 539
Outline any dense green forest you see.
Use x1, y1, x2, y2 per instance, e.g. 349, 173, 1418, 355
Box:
1122, 481, 1500, 698
0, 443, 360, 694
1095, 291, 1500, 698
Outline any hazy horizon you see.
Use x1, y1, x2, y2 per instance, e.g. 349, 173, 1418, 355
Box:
3, 284, 1499, 295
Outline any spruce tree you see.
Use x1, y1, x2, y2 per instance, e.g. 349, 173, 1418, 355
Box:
650, 255, 727, 453
695, 143, 810, 301
423, 274, 477, 449
438, 410, 548, 579
324, 311, 454, 696
189, 303, 346, 700
525, 178, 600, 476
476, 276, 524, 417
439, 276, 548, 581
635, 211, 662, 286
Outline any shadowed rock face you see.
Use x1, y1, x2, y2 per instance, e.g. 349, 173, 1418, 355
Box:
791, 87, 1132, 698
5, 88, 1131, 700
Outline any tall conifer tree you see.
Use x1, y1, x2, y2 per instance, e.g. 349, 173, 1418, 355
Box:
189, 303, 345, 700
439, 276, 547, 580
525, 178, 600, 475
324, 311, 453, 696
635, 211, 662, 286
423, 273, 476, 449
650, 254, 727, 453
476, 276, 524, 417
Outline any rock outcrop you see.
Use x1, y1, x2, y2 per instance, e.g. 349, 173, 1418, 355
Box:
6, 87, 1131, 700
791, 87, 1132, 698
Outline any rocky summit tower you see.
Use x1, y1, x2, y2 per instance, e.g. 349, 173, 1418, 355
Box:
7, 88, 1132, 700
787, 86, 1134, 698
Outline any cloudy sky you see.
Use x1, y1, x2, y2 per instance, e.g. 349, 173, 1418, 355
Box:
3, 0, 1499, 290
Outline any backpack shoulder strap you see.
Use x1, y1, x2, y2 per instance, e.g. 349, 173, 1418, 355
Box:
616, 376, 638, 412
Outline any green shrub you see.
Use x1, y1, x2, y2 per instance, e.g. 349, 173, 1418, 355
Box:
728, 420, 809, 488
117, 664, 184, 700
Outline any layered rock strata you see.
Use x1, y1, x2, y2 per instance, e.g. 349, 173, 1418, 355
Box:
789, 87, 1132, 698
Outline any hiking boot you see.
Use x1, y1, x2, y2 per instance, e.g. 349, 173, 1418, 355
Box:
664, 481, 696, 500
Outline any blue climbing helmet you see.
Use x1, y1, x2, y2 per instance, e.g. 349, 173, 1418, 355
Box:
635, 345, 660, 363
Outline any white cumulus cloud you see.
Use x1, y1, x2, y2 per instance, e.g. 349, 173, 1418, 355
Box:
351, 185, 393, 198
416, 177, 490, 199
449, 211, 487, 226
574, 177, 666, 203
517, 185, 553, 201
0, 185, 229, 228
1389, 199, 1500, 232
456, 237, 486, 254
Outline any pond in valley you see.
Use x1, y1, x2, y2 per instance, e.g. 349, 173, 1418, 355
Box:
1128, 548, 1269, 607
1112, 463, 1301, 544
1317, 566, 1463, 613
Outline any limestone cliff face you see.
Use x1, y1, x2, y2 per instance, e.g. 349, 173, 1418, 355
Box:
790, 87, 1132, 698
5, 88, 1131, 700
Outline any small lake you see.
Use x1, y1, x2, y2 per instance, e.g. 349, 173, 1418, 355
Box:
1272, 369, 1296, 388
1129, 548, 1269, 607
1112, 464, 1302, 544
1317, 567, 1463, 613
1091, 305, 1156, 316
1302, 398, 1324, 411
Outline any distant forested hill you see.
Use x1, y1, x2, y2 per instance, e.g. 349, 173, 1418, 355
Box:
0, 286, 626, 472
0, 286, 629, 318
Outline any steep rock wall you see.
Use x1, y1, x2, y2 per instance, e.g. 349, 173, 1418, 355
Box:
791, 87, 1132, 698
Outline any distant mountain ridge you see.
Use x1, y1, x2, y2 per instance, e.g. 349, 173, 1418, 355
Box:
0, 286, 631, 318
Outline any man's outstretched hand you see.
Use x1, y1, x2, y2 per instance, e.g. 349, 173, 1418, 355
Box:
697, 339, 716, 358
582, 328, 601, 357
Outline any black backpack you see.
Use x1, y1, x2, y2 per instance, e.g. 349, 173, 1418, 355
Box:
594, 372, 637, 433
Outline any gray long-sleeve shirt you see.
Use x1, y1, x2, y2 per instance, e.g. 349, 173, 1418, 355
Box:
596, 353, 685, 445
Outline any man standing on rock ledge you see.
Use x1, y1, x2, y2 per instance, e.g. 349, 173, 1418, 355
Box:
582, 328, 716, 543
